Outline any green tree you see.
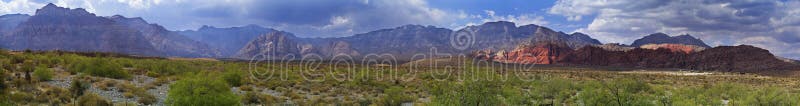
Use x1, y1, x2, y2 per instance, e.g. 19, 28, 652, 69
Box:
166, 73, 240, 106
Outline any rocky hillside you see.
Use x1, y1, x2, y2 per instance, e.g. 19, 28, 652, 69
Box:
178, 25, 275, 57
639, 44, 706, 54
0, 14, 29, 34
477, 41, 799, 74
631, 33, 711, 48
109, 15, 220, 57
236, 21, 603, 60
0, 4, 221, 57
474, 41, 573, 64
1, 3, 161, 56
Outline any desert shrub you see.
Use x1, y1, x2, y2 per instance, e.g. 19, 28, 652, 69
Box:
76, 93, 112, 106
9, 92, 34, 103
138, 94, 158, 105
741, 87, 798, 105
578, 79, 654, 106
379, 86, 413, 106
21, 60, 35, 81
114, 102, 138, 106
530, 78, 578, 105
166, 73, 240, 106
146, 71, 159, 77
33, 65, 54, 81
222, 71, 244, 87
429, 80, 502, 106
70, 79, 91, 99
69, 58, 130, 79
242, 91, 280, 105
123, 92, 134, 98
240, 85, 253, 91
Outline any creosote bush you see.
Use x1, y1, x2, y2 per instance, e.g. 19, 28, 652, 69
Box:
166, 73, 240, 106
33, 65, 53, 81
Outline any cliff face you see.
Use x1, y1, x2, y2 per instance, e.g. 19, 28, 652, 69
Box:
0, 14, 29, 35
236, 21, 603, 61
478, 42, 574, 64
110, 15, 220, 57
2, 4, 160, 56
178, 25, 275, 57
236, 31, 302, 60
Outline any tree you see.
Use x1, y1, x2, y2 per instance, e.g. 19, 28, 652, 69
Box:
166, 73, 240, 106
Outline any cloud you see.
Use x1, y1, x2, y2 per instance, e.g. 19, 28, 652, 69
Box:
475, 10, 550, 26
0, 0, 45, 14
551, 0, 800, 59
1, 0, 462, 38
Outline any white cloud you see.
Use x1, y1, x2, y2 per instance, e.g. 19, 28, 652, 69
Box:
550, 0, 800, 59
479, 10, 549, 26
0, 0, 45, 14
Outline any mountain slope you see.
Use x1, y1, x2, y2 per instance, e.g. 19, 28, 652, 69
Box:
178, 25, 275, 57
235, 21, 603, 60
2, 3, 160, 55
631, 33, 711, 48
0, 14, 29, 34
109, 15, 220, 57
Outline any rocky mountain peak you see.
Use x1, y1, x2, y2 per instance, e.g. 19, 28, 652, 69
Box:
481, 21, 517, 28
631, 33, 711, 48
35, 3, 94, 17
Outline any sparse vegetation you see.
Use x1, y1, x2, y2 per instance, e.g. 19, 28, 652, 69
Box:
33, 65, 54, 81
166, 73, 240, 106
0, 50, 799, 105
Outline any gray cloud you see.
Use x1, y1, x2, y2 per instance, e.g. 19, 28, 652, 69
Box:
550, 0, 800, 59
1, 0, 458, 38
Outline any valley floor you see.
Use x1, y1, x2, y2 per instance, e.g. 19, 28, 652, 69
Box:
1, 51, 799, 105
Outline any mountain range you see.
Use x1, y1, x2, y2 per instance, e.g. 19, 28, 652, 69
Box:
0, 4, 798, 75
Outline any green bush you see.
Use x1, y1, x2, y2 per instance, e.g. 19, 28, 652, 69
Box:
69, 58, 130, 79
166, 73, 240, 106
742, 87, 798, 105
222, 71, 244, 87
430, 80, 502, 106
76, 93, 111, 106
380, 86, 413, 106
33, 65, 54, 81
138, 94, 158, 105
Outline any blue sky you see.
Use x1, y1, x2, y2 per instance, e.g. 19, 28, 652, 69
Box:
1, 0, 800, 59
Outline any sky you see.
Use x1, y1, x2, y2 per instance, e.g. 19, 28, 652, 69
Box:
1, 0, 800, 59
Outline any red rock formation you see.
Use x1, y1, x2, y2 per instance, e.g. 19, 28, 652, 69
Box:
475, 42, 800, 75
559, 45, 799, 74
639, 44, 705, 54
480, 42, 573, 64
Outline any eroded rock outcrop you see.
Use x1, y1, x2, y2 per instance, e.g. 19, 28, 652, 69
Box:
639, 43, 706, 54
476, 42, 573, 64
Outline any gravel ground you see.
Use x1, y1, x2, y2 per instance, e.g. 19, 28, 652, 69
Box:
46, 75, 171, 106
